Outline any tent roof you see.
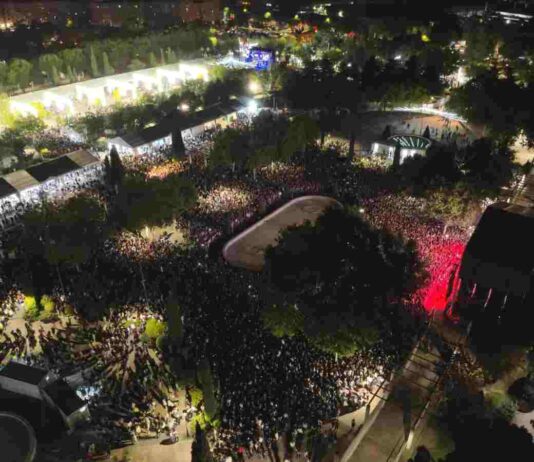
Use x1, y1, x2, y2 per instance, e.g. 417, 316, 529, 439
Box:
42, 380, 86, 416
66, 149, 100, 168
2, 170, 40, 193
182, 101, 244, 130
26, 150, 99, 183
26, 156, 80, 183
119, 123, 173, 149
460, 202, 534, 295
115, 100, 245, 150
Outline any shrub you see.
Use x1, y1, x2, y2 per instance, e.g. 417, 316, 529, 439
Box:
144, 318, 166, 339
39, 295, 56, 320
486, 390, 517, 421
189, 387, 203, 408
24, 295, 40, 320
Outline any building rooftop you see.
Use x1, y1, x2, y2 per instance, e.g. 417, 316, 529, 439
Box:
460, 202, 534, 295
0, 362, 48, 386
0, 150, 100, 201
42, 380, 86, 417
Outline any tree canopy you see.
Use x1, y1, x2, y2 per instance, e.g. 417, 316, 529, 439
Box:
263, 206, 424, 355
114, 172, 197, 232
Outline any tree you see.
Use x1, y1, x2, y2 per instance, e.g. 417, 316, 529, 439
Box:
148, 51, 158, 68
66, 65, 76, 83
102, 51, 115, 75
127, 58, 145, 72
166, 48, 177, 64
393, 143, 401, 169
423, 125, 431, 139
106, 146, 124, 193
197, 359, 218, 421
51, 66, 61, 85
89, 46, 99, 77
144, 318, 166, 339
191, 421, 211, 461
38, 54, 62, 82
0, 93, 15, 128
208, 128, 243, 172
264, 206, 423, 356
246, 145, 277, 181
262, 303, 304, 338
44, 195, 107, 269
286, 115, 319, 154
6, 59, 33, 89
165, 289, 183, 348
425, 185, 479, 234
59, 48, 85, 76
114, 173, 197, 232
447, 70, 525, 143
443, 418, 534, 461
258, 63, 287, 95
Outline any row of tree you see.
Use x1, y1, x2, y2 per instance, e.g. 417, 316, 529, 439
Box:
0, 26, 237, 93
208, 112, 319, 178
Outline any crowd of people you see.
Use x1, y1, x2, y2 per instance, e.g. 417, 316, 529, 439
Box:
0, 109, 479, 461
0, 163, 103, 232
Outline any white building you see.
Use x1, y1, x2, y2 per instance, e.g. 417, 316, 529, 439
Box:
9, 59, 213, 118
371, 135, 432, 164
0, 150, 102, 231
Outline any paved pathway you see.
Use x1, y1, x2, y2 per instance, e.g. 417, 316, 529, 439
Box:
343, 330, 447, 462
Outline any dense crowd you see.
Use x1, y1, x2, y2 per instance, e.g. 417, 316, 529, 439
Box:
0, 164, 103, 231
0, 111, 478, 461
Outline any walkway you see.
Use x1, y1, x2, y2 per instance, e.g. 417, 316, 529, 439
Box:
343, 339, 443, 462
340, 311, 473, 462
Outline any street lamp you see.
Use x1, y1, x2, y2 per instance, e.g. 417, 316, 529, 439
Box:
248, 80, 261, 94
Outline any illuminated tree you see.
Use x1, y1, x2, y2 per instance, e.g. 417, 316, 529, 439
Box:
89, 46, 99, 77
38, 54, 62, 83
262, 303, 304, 338
148, 51, 158, 68
6, 59, 33, 89
102, 51, 115, 75
0, 93, 15, 128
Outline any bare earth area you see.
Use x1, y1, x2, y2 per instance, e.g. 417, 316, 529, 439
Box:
223, 195, 340, 271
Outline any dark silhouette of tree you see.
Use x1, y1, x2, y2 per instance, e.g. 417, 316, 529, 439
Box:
114, 172, 197, 232
447, 69, 526, 144
107, 146, 124, 194
191, 422, 208, 462
393, 143, 402, 169
263, 206, 424, 356
423, 125, 431, 139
